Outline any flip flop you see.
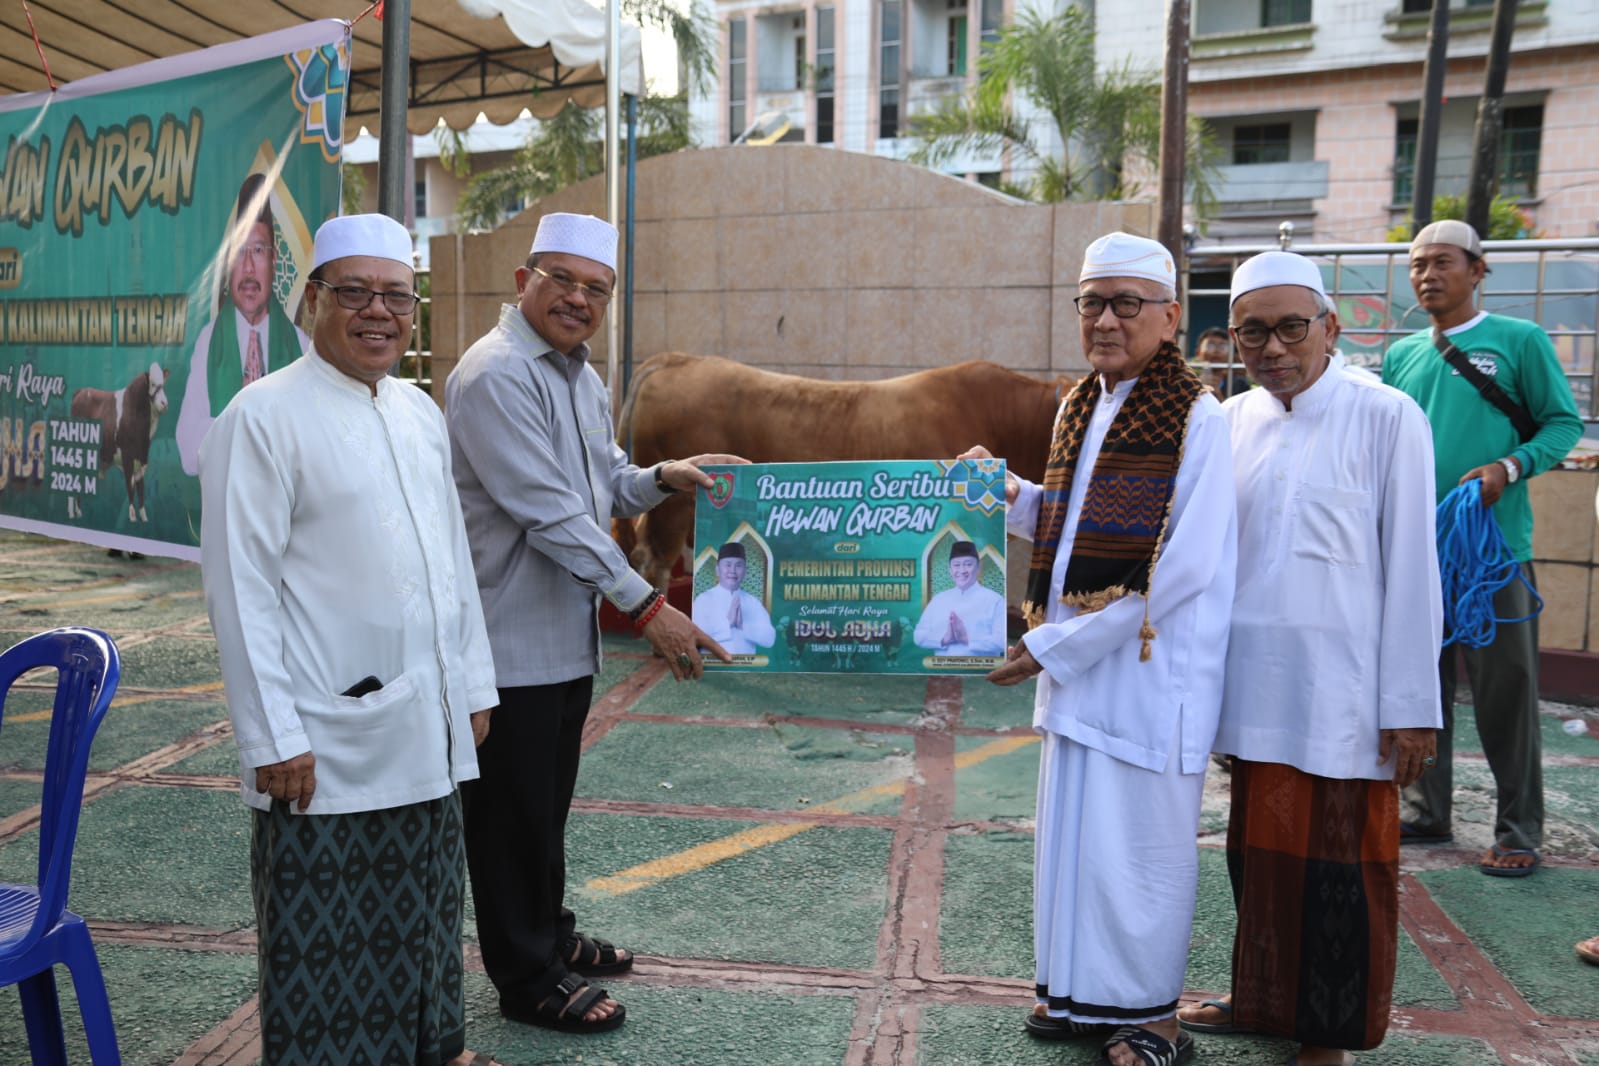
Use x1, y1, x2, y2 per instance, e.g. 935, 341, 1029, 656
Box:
1023, 1010, 1115, 1040
1479, 842, 1539, 877
1177, 997, 1243, 1034
1399, 820, 1453, 845
1577, 937, 1599, 966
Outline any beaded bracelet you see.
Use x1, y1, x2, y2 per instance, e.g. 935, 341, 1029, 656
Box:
632, 593, 665, 630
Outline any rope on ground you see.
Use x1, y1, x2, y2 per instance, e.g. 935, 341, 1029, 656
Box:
1436, 478, 1542, 648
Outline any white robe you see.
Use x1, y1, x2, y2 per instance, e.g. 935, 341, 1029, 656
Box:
200, 350, 498, 815
1006, 375, 1236, 1022
691, 584, 777, 653
912, 583, 1007, 656
1218, 354, 1443, 778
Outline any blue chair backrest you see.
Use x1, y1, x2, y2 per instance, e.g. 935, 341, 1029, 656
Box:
0, 628, 120, 956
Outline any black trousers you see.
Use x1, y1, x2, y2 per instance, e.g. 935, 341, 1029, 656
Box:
462, 676, 594, 1006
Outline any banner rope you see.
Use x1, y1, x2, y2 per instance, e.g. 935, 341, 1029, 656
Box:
351, 0, 383, 26
19, 0, 57, 91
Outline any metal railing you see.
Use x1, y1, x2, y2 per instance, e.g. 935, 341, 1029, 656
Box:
401, 266, 432, 392
1185, 238, 1599, 426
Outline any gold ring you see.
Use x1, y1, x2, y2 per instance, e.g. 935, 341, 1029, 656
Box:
677, 653, 692, 668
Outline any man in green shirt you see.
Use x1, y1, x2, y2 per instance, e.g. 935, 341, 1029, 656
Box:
1382, 220, 1583, 877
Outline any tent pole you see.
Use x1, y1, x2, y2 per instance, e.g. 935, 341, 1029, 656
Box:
605, 0, 623, 414
623, 94, 637, 404
377, 0, 412, 224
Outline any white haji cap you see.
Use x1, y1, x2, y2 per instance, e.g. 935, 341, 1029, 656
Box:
311, 214, 413, 271
530, 212, 618, 271
1080, 232, 1176, 288
1412, 218, 1483, 258
1229, 250, 1328, 306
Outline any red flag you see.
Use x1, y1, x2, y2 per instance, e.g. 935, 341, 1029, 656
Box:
375, 0, 385, 18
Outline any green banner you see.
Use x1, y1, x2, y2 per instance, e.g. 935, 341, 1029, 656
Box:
0, 22, 348, 560
691, 459, 1010, 675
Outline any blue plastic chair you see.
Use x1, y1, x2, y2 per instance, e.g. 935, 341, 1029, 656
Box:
0, 627, 122, 1064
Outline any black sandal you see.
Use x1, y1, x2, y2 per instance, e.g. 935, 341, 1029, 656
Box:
1092, 1026, 1194, 1066
565, 931, 635, 976
501, 974, 626, 1033
1024, 1010, 1116, 1040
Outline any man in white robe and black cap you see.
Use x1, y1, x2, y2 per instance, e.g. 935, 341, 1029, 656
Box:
201, 213, 504, 1066
1176, 250, 1441, 1066
692, 541, 777, 654
962, 231, 1237, 1066
447, 212, 743, 1033
912, 540, 1006, 657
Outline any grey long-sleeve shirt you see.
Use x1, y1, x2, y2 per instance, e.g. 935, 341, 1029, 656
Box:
446, 303, 668, 686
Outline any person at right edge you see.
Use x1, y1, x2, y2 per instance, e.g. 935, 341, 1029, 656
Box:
1382, 219, 1583, 878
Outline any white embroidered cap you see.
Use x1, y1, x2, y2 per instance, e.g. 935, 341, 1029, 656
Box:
1229, 250, 1328, 306
311, 214, 414, 271
1412, 219, 1483, 258
1080, 232, 1176, 288
530, 212, 619, 271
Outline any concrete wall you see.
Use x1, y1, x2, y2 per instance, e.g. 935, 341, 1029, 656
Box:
1530, 468, 1599, 654
428, 143, 1155, 395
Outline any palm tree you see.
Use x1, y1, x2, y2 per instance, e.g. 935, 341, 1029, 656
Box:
453, 0, 715, 232
907, 7, 1217, 219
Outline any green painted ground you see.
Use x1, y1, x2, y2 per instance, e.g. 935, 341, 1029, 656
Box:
0, 530, 1595, 1065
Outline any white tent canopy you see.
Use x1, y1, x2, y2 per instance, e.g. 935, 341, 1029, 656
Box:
0, 0, 643, 134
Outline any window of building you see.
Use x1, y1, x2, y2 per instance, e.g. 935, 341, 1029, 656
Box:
880, 0, 902, 139
1393, 116, 1417, 204
1500, 104, 1542, 198
1261, 0, 1311, 25
1233, 123, 1292, 165
793, 17, 808, 92
728, 19, 746, 143
947, 0, 968, 76
815, 6, 836, 144
414, 176, 427, 219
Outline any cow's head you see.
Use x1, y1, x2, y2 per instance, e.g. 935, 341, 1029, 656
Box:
147, 363, 168, 415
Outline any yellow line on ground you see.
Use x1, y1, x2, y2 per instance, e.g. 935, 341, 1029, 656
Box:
585, 732, 1038, 897
9, 680, 226, 722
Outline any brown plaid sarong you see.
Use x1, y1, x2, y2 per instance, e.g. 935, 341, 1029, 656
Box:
1226, 760, 1400, 1051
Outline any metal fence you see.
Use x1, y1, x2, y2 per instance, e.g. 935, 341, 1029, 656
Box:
1185, 238, 1599, 427
400, 267, 432, 391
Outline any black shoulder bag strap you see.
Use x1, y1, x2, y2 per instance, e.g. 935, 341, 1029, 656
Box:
1431, 329, 1540, 444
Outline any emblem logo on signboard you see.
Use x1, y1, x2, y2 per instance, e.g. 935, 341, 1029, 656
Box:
707, 471, 735, 508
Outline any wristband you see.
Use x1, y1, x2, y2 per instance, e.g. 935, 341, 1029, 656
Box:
633, 594, 665, 630
654, 463, 673, 494
1499, 457, 1520, 484
627, 589, 662, 621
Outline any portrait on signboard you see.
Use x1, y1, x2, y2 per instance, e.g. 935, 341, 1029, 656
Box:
692, 536, 776, 655
913, 536, 1006, 658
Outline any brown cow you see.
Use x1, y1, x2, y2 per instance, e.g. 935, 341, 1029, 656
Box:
69, 362, 169, 523
618, 354, 1070, 587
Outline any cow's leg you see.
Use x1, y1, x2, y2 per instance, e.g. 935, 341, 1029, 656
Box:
132, 460, 148, 521
122, 458, 138, 522
636, 495, 694, 589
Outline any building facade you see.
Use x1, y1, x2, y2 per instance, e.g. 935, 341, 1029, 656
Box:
691, 0, 1599, 242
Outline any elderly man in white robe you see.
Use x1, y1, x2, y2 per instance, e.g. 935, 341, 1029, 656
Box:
201, 214, 504, 1066
964, 232, 1237, 1066
691, 542, 776, 654
1175, 252, 1441, 1066
912, 540, 1006, 657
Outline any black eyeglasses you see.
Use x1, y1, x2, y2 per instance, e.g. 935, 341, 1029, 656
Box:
1073, 294, 1173, 319
533, 266, 614, 304
309, 280, 421, 314
1232, 311, 1327, 350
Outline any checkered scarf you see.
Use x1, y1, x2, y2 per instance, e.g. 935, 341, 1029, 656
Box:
1023, 341, 1204, 660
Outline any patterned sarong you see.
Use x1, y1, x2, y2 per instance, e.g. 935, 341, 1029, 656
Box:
252, 792, 467, 1066
1227, 761, 1399, 1052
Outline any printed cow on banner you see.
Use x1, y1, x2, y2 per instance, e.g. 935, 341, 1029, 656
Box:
69, 363, 168, 523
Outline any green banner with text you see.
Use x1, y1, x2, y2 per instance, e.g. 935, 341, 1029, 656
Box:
0, 22, 348, 560
691, 459, 1010, 675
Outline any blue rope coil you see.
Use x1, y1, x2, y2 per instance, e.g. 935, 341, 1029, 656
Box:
1436, 479, 1543, 648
